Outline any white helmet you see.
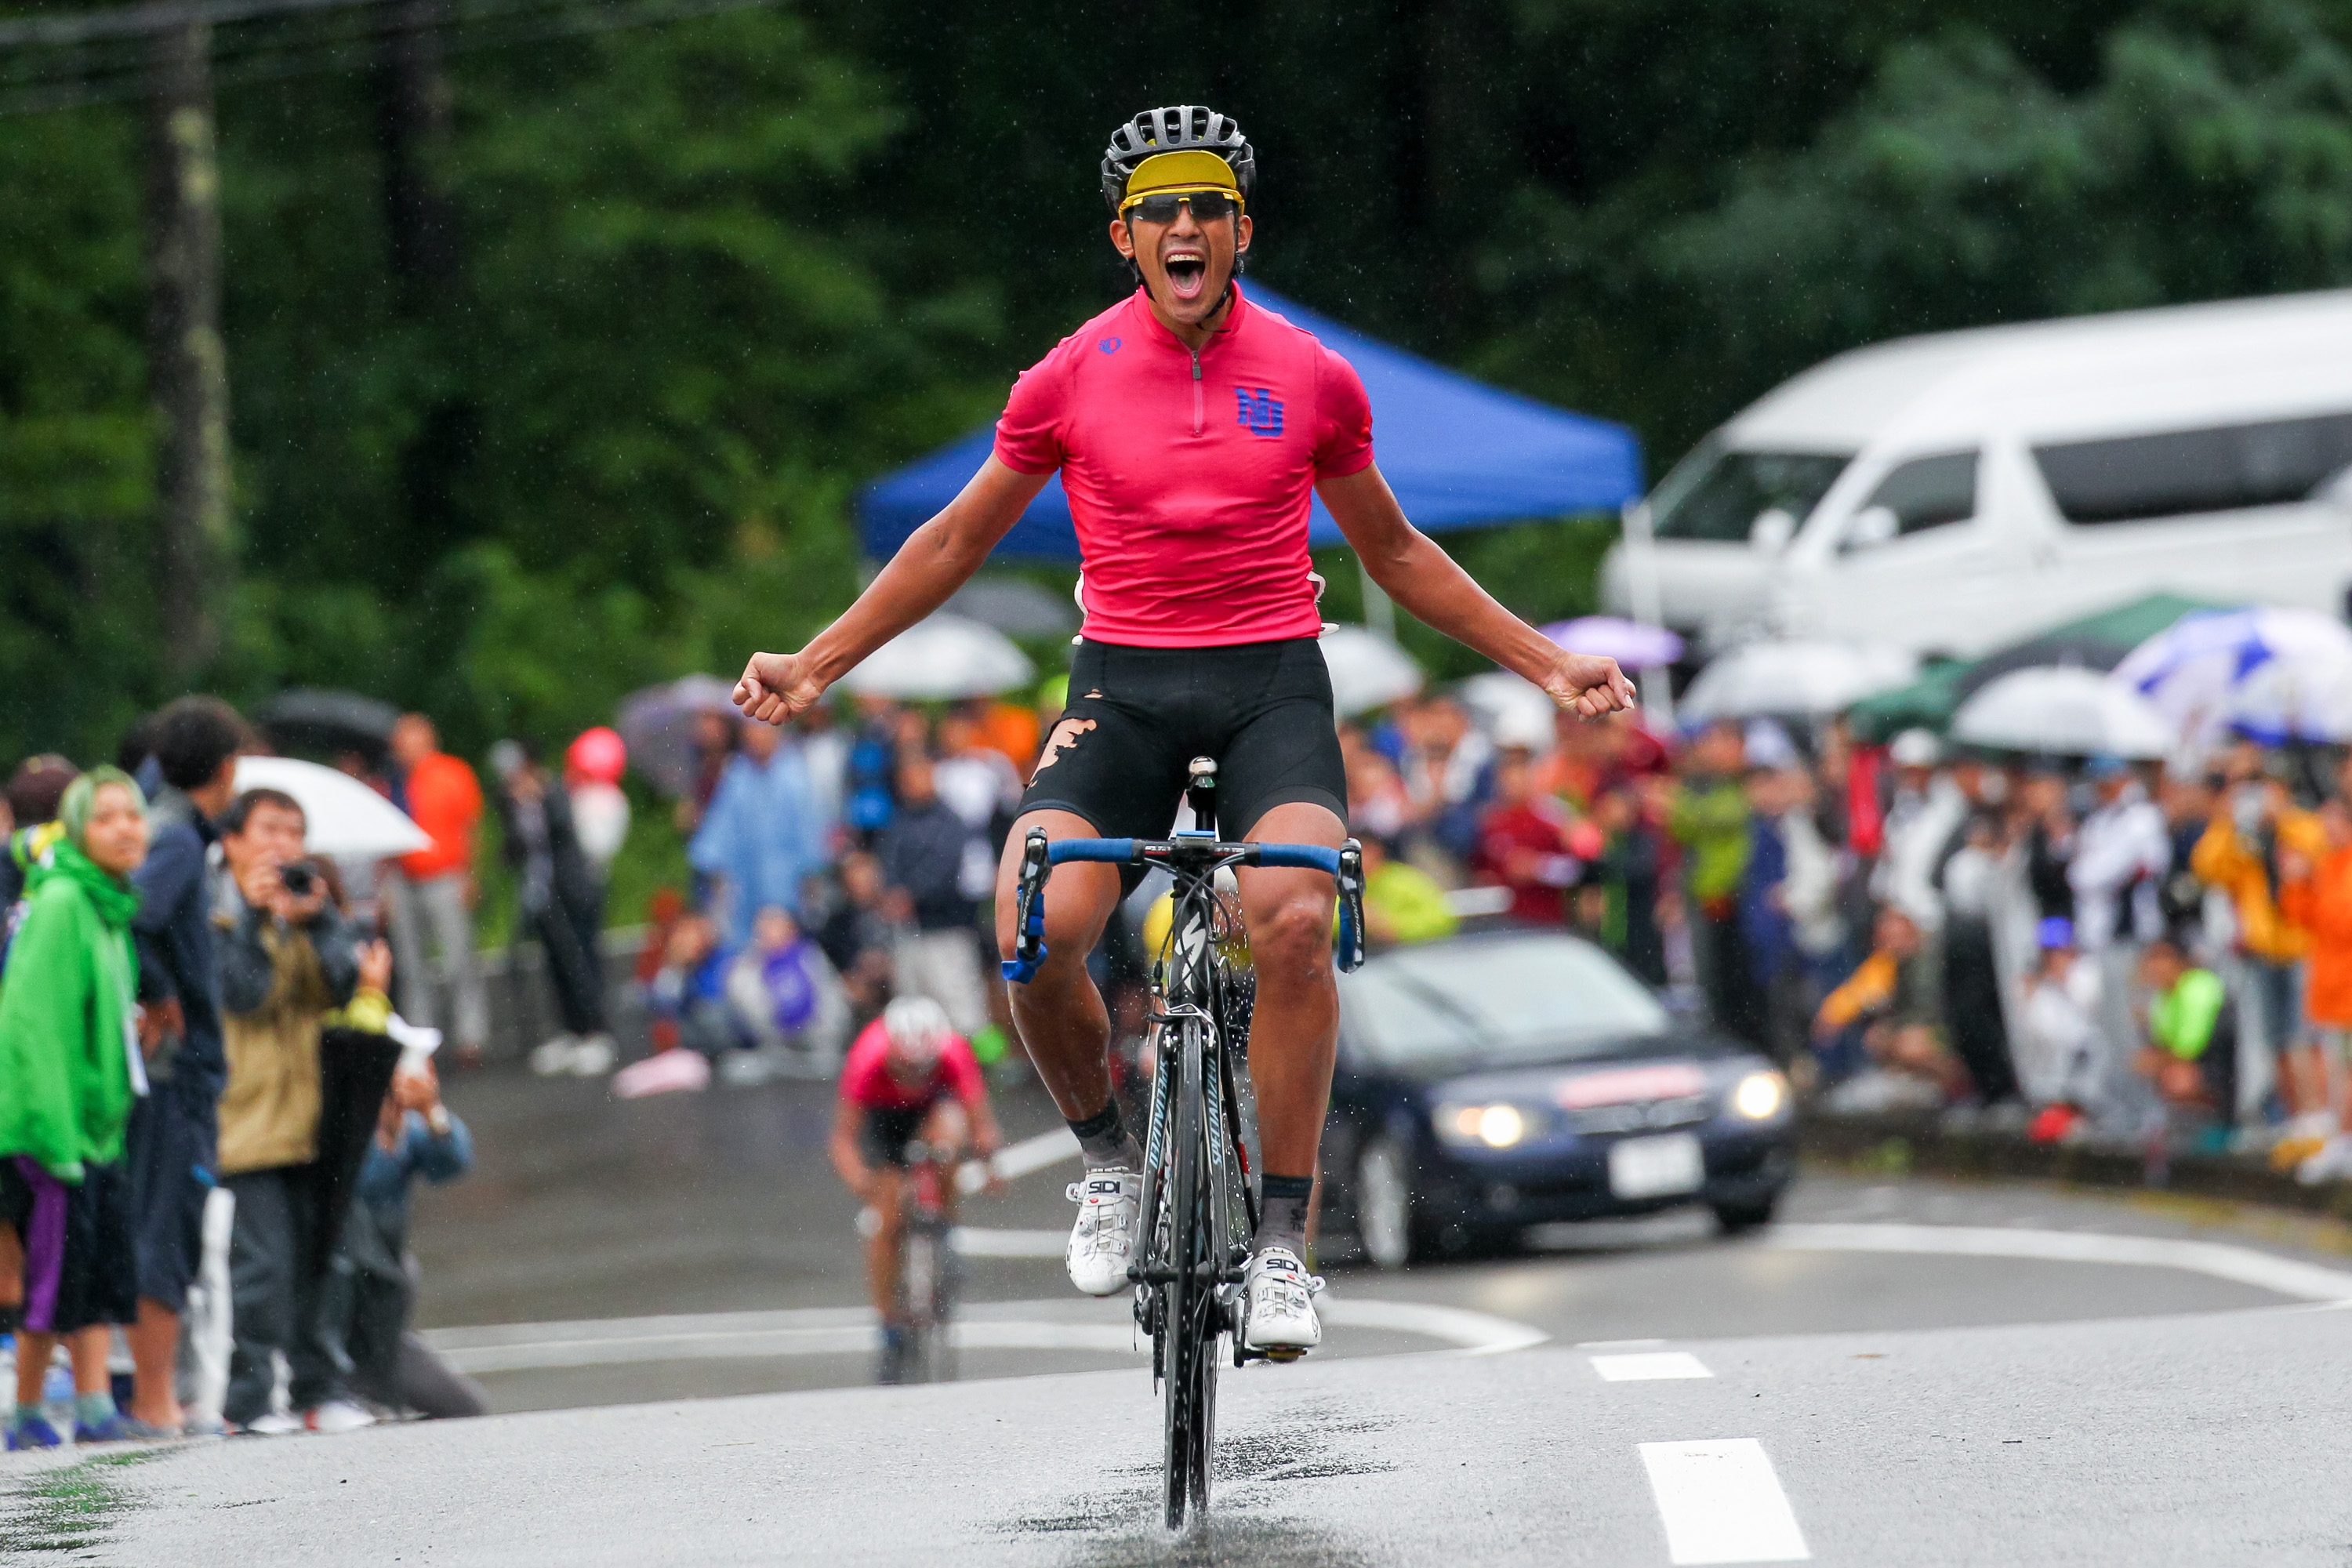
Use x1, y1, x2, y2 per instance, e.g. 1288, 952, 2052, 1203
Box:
882, 996, 952, 1065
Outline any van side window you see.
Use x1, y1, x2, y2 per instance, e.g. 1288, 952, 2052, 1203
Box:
2034, 412, 2352, 525
1845, 451, 1977, 550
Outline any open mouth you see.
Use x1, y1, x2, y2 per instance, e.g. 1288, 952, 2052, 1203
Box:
1163, 249, 1207, 301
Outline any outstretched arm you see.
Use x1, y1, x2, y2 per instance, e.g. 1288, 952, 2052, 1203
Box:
735, 456, 1052, 724
1319, 463, 1637, 718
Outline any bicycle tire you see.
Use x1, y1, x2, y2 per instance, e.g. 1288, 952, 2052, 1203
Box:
903, 1222, 960, 1382
1162, 1019, 1217, 1529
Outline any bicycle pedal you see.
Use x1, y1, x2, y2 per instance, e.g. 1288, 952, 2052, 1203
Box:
1257, 1346, 1306, 1364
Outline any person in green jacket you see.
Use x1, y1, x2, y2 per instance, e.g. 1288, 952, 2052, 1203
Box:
1668, 721, 1764, 1047
2135, 931, 2236, 1128
1, 767, 151, 1450
1358, 834, 1457, 947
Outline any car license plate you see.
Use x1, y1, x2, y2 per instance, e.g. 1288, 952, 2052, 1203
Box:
1608, 1133, 1704, 1200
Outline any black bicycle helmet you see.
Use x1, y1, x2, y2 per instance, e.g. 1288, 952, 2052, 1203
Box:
1100, 106, 1256, 215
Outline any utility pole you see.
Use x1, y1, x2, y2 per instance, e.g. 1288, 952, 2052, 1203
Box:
373, 0, 458, 288
142, 5, 231, 678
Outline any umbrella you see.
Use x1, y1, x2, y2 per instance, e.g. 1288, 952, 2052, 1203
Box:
838, 613, 1035, 702
2222, 624, 2352, 744
234, 757, 430, 858
1950, 633, 2136, 703
2114, 607, 2352, 752
942, 576, 1078, 638
1457, 670, 1559, 746
616, 674, 741, 798
1541, 616, 1684, 670
1319, 626, 1424, 717
1680, 641, 1919, 722
256, 689, 402, 764
1951, 667, 2173, 759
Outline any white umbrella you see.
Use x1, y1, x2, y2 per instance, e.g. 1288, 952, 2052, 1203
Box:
2221, 621, 2352, 744
1680, 641, 1918, 721
1952, 667, 2173, 759
837, 613, 1035, 701
2112, 605, 2343, 750
1319, 626, 1424, 717
1457, 670, 1559, 748
234, 756, 430, 858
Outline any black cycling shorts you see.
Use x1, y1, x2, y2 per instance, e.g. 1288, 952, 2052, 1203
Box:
1020, 638, 1349, 848
861, 1103, 932, 1169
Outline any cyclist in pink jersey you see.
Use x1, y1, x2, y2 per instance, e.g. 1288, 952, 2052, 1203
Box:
739, 106, 1635, 1354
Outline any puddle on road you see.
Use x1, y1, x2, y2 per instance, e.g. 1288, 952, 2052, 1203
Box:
1005, 1399, 1392, 1566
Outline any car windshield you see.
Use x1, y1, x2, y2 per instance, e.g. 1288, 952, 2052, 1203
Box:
1648, 437, 1853, 542
1340, 934, 1672, 1070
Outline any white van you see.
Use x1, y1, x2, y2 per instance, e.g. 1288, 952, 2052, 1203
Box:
1599, 289, 2352, 657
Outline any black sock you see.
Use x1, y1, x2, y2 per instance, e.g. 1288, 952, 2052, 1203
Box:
1254, 1174, 1315, 1260
1069, 1099, 1142, 1171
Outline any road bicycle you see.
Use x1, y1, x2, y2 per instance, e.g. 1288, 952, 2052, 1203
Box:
884, 1139, 960, 1385
1004, 757, 1364, 1528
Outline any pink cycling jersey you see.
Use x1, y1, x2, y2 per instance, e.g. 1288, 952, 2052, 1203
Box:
993, 284, 1375, 648
838, 1018, 985, 1113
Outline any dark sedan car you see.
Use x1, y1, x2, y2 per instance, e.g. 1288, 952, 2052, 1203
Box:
1316, 927, 1796, 1268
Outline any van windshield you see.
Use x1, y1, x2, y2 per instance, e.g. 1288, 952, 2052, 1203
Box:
1649, 437, 1853, 543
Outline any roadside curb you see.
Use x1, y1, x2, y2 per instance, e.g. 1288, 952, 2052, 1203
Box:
1799, 1111, 2352, 1221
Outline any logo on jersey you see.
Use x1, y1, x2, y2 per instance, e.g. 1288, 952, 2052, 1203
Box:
1236, 387, 1284, 438
1099, 337, 1121, 354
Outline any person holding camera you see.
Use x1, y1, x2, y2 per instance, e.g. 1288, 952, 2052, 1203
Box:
215, 786, 383, 1435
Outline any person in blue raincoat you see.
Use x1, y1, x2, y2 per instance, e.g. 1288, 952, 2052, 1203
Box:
688, 717, 827, 948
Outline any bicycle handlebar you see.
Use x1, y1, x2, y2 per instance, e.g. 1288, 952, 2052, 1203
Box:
1001, 829, 1366, 985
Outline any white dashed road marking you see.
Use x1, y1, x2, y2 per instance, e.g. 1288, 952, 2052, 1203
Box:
1639, 1439, 1810, 1565
1591, 1351, 1712, 1381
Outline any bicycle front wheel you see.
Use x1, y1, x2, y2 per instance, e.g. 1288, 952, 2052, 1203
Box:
1161, 1020, 1218, 1530
898, 1222, 958, 1385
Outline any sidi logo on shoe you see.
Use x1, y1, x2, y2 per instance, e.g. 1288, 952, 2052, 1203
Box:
1236, 387, 1284, 437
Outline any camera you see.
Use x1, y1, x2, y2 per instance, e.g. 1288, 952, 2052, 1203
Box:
280, 861, 319, 898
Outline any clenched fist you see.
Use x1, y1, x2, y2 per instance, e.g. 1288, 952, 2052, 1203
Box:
1540, 651, 1639, 720
735, 650, 828, 725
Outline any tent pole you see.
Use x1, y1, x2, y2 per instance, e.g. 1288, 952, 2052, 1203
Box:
1622, 499, 1676, 727
1358, 554, 1397, 640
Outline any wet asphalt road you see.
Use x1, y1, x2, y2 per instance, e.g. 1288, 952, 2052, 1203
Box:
398, 1065, 2350, 1412
18, 1062, 2352, 1564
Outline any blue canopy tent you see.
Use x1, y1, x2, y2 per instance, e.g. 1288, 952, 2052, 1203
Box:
858, 287, 1643, 562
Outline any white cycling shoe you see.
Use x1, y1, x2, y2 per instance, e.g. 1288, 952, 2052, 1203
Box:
1065, 1168, 1142, 1297
1241, 1247, 1324, 1357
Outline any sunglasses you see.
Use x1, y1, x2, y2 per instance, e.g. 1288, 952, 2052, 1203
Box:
1122, 190, 1243, 225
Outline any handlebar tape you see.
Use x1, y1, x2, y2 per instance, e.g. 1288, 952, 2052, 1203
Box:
1044, 837, 1140, 866
1251, 844, 1342, 873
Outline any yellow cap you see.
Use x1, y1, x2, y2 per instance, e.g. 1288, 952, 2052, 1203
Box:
1120, 150, 1242, 209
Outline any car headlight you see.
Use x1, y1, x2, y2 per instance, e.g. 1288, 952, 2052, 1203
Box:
1731, 1070, 1788, 1120
1434, 1102, 1543, 1149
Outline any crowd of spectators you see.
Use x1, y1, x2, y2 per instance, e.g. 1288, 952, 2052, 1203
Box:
0, 696, 481, 1450
1360, 688, 2352, 1179
626, 693, 1037, 1093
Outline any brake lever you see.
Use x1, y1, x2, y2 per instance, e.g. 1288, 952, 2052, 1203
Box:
1000, 827, 1052, 984
1336, 838, 1367, 973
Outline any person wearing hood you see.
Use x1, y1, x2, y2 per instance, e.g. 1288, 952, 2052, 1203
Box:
0, 768, 152, 1448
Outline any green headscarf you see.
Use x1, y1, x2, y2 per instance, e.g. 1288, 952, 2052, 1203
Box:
42, 767, 144, 931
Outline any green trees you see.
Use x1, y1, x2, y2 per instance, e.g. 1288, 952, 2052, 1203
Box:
5, 0, 2352, 760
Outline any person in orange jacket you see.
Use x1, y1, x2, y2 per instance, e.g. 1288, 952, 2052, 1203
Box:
2281, 799, 2352, 1181
2193, 764, 2326, 1126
